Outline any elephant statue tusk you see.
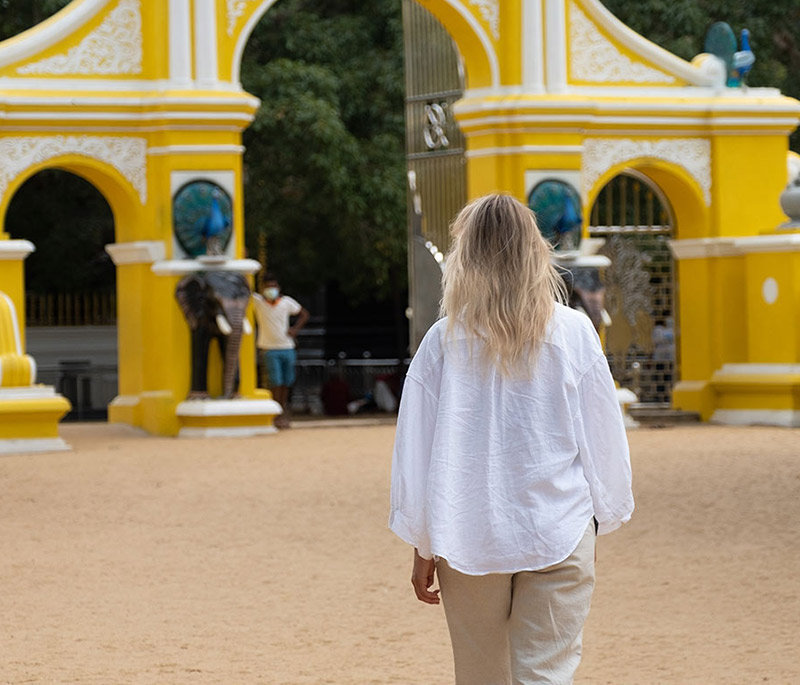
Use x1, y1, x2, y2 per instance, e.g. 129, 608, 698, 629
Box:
242, 318, 252, 335
216, 313, 232, 336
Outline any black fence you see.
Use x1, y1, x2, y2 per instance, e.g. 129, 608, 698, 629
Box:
33, 357, 409, 421
35, 361, 117, 421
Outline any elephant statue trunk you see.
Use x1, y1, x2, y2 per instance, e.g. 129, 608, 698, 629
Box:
217, 293, 248, 398
175, 271, 252, 400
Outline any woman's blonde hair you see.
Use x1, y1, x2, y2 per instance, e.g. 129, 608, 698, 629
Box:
440, 193, 567, 377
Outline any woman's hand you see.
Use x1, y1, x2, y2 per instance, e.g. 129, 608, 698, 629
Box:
411, 548, 440, 604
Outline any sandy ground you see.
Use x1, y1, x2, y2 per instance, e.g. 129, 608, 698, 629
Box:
1, 422, 798, 685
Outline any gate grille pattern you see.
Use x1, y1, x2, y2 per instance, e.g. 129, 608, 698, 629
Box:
589, 173, 676, 405
403, 0, 467, 349
403, 0, 466, 251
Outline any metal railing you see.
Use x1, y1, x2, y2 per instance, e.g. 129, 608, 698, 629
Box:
29, 356, 407, 421
26, 292, 117, 326
35, 361, 118, 421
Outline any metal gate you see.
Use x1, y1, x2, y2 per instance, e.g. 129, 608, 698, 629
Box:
403, 0, 467, 351
588, 170, 677, 405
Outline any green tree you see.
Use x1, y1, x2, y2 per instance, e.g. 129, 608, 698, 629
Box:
0, 0, 71, 39
240, 0, 407, 303
602, 0, 800, 149
5, 171, 115, 295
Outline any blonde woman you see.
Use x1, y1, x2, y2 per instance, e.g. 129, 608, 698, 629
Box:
390, 194, 633, 684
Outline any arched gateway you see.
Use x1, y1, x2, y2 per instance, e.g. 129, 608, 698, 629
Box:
1, 0, 799, 444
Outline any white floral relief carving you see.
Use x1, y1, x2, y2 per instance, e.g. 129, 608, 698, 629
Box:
17, 0, 142, 75
582, 138, 711, 205
227, 0, 258, 36
0, 136, 148, 204
569, 1, 675, 84
469, 0, 500, 40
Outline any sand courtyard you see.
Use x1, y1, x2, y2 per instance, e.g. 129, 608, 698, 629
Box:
1, 422, 798, 684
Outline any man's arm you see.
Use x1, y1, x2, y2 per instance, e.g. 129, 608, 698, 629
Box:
288, 307, 310, 338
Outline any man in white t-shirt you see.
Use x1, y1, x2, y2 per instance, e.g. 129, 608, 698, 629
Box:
252, 274, 309, 428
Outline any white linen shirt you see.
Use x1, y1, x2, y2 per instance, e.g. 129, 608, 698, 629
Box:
252, 293, 302, 350
389, 304, 634, 576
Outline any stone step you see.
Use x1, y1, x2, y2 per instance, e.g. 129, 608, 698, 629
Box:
628, 405, 702, 426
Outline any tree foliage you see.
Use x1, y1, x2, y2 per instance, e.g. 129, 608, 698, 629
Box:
603, 0, 800, 149
0, 0, 71, 40
240, 0, 407, 303
6, 171, 115, 294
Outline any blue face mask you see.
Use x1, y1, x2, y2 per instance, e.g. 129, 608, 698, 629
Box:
264, 287, 280, 301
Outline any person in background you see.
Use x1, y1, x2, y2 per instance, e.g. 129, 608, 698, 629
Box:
389, 194, 634, 684
252, 274, 309, 428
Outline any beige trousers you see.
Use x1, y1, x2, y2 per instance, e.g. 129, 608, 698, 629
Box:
436, 523, 596, 685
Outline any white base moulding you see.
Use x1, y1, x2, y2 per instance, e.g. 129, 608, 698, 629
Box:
710, 409, 800, 428
177, 425, 278, 438
0, 438, 71, 455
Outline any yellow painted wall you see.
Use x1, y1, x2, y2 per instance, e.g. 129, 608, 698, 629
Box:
744, 252, 800, 363
711, 256, 748, 366
498, 0, 521, 86
711, 136, 789, 237
674, 259, 712, 381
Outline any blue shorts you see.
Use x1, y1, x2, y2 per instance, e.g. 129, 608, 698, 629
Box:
264, 349, 296, 387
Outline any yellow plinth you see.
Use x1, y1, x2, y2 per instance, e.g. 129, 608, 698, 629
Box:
708, 368, 800, 427
0, 387, 71, 453
175, 397, 282, 438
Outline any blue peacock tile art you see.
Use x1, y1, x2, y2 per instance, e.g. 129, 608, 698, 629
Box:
173, 180, 234, 258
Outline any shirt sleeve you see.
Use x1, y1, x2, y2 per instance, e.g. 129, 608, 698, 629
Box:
575, 354, 635, 535
389, 372, 439, 559
284, 296, 302, 316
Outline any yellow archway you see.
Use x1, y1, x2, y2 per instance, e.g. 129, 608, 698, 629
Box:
1, 155, 142, 243
223, 0, 499, 90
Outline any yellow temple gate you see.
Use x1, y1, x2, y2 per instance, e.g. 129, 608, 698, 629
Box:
1, 0, 799, 449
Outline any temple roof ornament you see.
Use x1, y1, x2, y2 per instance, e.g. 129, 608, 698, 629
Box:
0, 136, 148, 204
16, 0, 142, 76
582, 138, 712, 205
568, 1, 675, 84
468, 0, 500, 40
227, 0, 259, 37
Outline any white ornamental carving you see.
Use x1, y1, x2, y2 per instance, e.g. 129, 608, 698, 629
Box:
227, 0, 258, 36
469, 0, 500, 40
569, 1, 675, 84
17, 0, 142, 75
0, 136, 148, 204
582, 138, 711, 205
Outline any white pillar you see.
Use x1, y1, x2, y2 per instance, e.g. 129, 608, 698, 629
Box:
523, 0, 545, 93
545, 0, 567, 93
194, 0, 219, 88
168, 0, 192, 85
